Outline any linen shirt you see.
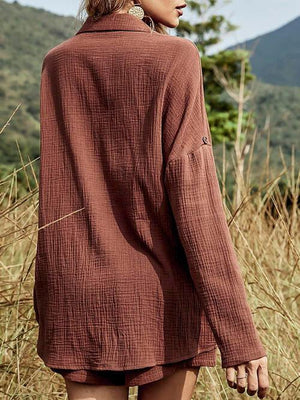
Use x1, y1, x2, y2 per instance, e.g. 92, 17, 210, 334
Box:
34, 11, 267, 370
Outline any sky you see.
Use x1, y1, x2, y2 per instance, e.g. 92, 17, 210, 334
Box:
5, 0, 300, 51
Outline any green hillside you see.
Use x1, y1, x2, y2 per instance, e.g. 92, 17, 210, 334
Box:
229, 16, 300, 87
0, 0, 77, 166
250, 81, 300, 148
247, 80, 299, 172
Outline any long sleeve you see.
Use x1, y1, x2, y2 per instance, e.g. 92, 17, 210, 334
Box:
162, 40, 267, 368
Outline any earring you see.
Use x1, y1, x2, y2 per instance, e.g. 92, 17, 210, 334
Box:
128, 2, 145, 19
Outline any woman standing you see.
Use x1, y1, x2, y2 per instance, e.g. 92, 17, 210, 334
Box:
34, 0, 269, 399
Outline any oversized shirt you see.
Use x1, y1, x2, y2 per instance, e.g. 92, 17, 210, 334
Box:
34, 12, 267, 371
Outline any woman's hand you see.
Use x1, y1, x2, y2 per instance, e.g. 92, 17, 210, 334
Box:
226, 356, 269, 398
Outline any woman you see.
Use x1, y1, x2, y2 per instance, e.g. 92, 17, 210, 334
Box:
33, 0, 269, 399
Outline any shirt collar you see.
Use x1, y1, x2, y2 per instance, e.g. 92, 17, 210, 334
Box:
76, 12, 152, 35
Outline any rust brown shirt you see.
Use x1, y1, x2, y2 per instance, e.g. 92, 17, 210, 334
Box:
34, 12, 267, 370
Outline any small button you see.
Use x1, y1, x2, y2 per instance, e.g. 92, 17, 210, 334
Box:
202, 136, 208, 144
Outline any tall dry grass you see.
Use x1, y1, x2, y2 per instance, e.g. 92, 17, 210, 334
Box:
0, 95, 299, 399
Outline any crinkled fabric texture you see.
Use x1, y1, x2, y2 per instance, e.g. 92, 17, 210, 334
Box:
50, 346, 216, 387
34, 12, 267, 379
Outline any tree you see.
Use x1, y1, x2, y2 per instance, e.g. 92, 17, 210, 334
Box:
175, 0, 255, 145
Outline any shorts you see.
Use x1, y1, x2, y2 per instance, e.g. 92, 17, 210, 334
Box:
50, 345, 217, 387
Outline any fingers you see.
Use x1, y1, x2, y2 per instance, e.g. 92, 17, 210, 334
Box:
226, 366, 237, 389
246, 361, 259, 396
246, 357, 269, 398
226, 356, 269, 399
257, 359, 269, 399
236, 365, 247, 394
226, 365, 248, 393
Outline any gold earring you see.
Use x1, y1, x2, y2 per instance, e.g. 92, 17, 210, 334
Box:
128, 2, 145, 19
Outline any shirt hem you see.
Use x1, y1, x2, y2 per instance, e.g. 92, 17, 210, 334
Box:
37, 343, 218, 371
